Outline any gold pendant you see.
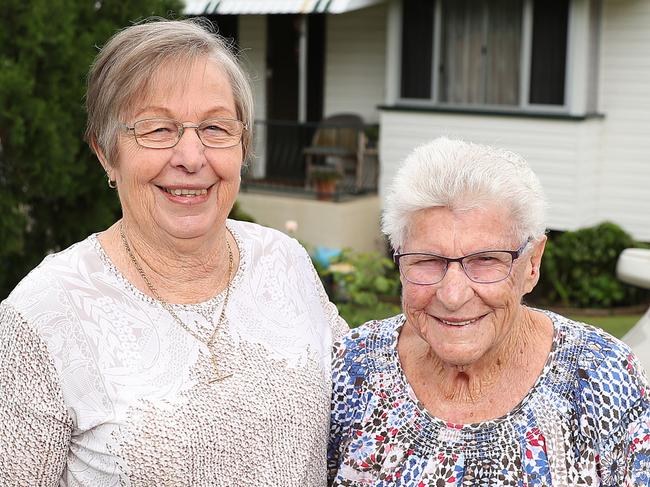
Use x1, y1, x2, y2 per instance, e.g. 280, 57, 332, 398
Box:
209, 371, 233, 383
209, 354, 232, 383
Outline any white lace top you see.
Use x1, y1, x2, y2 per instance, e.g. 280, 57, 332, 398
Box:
0, 220, 347, 486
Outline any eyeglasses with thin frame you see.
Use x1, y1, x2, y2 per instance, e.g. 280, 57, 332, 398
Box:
394, 240, 530, 285
124, 118, 247, 149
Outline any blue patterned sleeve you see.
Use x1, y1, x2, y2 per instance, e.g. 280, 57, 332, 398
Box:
328, 327, 371, 483
622, 355, 650, 485
626, 403, 650, 485
576, 331, 650, 486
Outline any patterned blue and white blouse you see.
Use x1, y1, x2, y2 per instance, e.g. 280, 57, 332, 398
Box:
328, 312, 650, 486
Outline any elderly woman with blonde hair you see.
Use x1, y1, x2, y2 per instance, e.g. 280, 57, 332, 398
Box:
0, 18, 346, 486
328, 137, 650, 485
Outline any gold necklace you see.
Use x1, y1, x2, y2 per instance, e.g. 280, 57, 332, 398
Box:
119, 222, 234, 383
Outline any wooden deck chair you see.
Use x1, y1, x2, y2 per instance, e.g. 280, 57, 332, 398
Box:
303, 113, 367, 191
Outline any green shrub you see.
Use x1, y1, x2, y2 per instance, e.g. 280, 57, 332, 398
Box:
328, 249, 400, 302
317, 248, 402, 327
538, 222, 650, 308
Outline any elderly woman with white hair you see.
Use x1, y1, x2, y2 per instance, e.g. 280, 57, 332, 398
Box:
0, 18, 346, 486
328, 137, 650, 485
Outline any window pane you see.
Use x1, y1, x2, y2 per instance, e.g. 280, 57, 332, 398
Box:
485, 0, 522, 105
401, 0, 434, 99
586, 0, 602, 112
440, 0, 521, 106
529, 0, 569, 105
439, 0, 484, 104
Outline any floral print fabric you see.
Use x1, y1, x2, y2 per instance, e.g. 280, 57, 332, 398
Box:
328, 312, 650, 486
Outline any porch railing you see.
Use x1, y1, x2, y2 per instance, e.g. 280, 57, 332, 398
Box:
241, 119, 379, 200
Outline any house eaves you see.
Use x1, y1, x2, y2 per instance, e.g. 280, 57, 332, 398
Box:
184, 0, 384, 15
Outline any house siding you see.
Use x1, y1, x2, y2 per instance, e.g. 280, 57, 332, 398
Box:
598, 0, 650, 240
324, 4, 388, 123
378, 111, 604, 233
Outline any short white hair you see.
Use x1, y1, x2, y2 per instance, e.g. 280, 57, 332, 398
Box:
382, 137, 548, 250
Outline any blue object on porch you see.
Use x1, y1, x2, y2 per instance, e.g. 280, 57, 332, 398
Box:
312, 246, 342, 268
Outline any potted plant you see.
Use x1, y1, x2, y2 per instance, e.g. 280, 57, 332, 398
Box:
310, 169, 342, 201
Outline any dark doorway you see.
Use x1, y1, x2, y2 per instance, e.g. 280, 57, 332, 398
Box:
265, 15, 325, 182
207, 15, 239, 46
306, 14, 325, 123
267, 15, 300, 122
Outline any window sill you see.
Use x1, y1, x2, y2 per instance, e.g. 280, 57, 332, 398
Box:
378, 104, 605, 121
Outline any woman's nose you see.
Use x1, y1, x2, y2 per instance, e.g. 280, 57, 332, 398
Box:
435, 262, 475, 310
170, 127, 207, 173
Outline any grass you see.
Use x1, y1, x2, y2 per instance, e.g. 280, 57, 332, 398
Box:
566, 313, 642, 339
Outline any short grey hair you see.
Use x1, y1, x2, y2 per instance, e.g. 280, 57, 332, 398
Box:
85, 17, 254, 165
382, 137, 548, 250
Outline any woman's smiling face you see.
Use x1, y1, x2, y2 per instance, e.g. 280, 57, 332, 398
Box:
400, 205, 545, 368
102, 56, 243, 242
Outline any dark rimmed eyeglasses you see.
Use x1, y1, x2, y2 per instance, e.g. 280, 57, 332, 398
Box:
394, 240, 530, 285
124, 118, 247, 149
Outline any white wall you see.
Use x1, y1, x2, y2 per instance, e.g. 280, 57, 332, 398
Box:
378, 111, 604, 232
597, 0, 650, 240
324, 4, 388, 123
237, 193, 384, 252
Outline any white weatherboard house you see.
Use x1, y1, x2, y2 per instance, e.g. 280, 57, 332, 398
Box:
185, 0, 650, 248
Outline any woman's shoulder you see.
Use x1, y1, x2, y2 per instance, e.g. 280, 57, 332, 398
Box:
542, 310, 650, 452
2, 235, 99, 352
6, 236, 97, 305
227, 220, 318, 288
227, 220, 309, 262
546, 310, 648, 400
331, 316, 404, 404
548, 311, 638, 367
335, 314, 404, 357
228, 219, 299, 245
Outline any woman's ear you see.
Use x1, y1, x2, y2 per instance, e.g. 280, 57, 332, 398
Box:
91, 137, 113, 178
523, 235, 547, 294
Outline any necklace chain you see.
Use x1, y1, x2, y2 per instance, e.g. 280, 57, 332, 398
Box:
119, 222, 234, 382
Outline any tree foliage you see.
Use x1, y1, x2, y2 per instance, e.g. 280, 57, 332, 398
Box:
0, 0, 183, 298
